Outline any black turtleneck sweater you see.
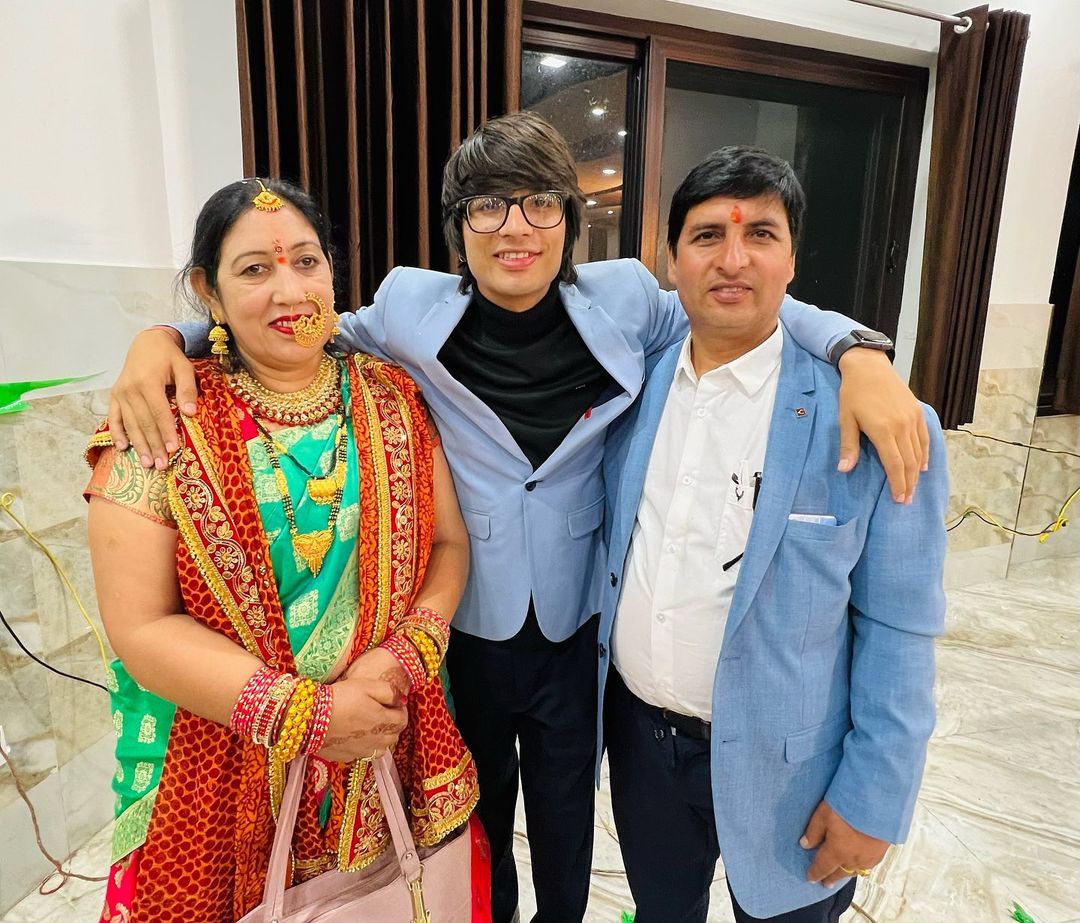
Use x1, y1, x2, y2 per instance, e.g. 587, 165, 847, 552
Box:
437, 283, 616, 470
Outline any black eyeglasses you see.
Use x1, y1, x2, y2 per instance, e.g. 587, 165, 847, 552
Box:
454, 191, 568, 233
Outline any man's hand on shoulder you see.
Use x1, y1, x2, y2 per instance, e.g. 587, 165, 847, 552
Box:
836, 349, 930, 504
801, 799, 889, 887
107, 327, 197, 470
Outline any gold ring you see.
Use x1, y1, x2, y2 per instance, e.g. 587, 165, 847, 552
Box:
839, 866, 871, 877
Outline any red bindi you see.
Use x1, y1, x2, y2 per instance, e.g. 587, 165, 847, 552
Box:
730, 205, 742, 224
277, 256, 288, 264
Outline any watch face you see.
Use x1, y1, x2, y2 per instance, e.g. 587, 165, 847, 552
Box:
855, 329, 893, 347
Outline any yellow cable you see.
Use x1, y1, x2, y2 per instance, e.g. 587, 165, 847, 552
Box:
0, 491, 111, 677
1038, 485, 1078, 543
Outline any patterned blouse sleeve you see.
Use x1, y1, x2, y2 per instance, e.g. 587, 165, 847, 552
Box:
84, 446, 176, 528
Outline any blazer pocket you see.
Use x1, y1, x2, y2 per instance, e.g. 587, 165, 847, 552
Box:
461, 508, 491, 540
784, 712, 851, 764
567, 496, 604, 538
783, 515, 858, 543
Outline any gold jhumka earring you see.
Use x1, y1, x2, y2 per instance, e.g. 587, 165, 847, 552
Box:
208, 318, 230, 367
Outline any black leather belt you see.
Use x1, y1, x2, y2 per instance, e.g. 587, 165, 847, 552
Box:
662, 708, 711, 741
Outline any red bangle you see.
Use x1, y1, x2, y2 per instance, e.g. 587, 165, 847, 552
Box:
302, 683, 334, 755
230, 666, 278, 739
382, 634, 425, 690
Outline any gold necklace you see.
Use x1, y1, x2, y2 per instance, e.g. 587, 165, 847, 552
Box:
255, 415, 347, 506
258, 424, 348, 575
230, 355, 341, 425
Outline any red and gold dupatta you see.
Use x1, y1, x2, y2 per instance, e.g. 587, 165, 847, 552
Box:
119, 355, 477, 922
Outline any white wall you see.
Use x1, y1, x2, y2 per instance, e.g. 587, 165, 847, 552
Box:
0, 0, 243, 388
541, 0, 1080, 379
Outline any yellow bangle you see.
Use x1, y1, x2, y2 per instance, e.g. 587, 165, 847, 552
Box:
271, 678, 317, 764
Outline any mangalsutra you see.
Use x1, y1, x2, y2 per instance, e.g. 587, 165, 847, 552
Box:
230, 355, 341, 426
255, 414, 347, 506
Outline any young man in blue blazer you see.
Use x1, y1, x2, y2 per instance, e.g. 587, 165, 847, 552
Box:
597, 147, 948, 922
107, 114, 932, 923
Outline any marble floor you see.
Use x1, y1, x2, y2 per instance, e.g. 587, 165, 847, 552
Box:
4, 557, 1077, 922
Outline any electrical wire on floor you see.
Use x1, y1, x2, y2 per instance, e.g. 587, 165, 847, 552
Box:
0, 744, 108, 893
0, 491, 111, 678
0, 491, 113, 894
946, 432, 1079, 541
0, 604, 110, 694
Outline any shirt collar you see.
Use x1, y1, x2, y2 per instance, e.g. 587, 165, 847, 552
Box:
674, 323, 784, 396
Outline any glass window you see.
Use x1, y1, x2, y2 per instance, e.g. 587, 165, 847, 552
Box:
657, 61, 909, 331
521, 50, 631, 264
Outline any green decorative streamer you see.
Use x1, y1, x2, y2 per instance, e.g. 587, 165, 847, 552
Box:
620, 913, 635, 923
0, 374, 103, 415
1010, 903, 1037, 923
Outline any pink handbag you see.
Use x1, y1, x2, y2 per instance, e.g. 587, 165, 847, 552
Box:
237, 753, 472, 922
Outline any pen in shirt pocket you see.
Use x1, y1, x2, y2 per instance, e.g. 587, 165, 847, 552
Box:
722, 470, 763, 572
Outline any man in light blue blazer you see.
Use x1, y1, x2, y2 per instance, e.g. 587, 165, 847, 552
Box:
108, 114, 932, 923
597, 147, 948, 922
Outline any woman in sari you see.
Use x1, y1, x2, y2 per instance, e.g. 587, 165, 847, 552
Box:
85, 178, 483, 922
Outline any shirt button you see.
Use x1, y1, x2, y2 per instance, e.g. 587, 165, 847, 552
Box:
696, 407, 706, 418
666, 543, 676, 554
682, 475, 693, 486
656, 613, 666, 623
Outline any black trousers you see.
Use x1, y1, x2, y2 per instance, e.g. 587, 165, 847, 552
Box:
446, 608, 599, 923
605, 669, 856, 923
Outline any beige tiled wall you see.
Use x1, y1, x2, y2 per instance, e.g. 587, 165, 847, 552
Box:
0, 259, 174, 913
942, 303, 1079, 588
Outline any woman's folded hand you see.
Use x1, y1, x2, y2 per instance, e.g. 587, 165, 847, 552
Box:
317, 672, 408, 762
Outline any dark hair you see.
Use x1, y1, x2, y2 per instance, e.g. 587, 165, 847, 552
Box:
441, 111, 585, 292
667, 147, 805, 255
177, 177, 337, 313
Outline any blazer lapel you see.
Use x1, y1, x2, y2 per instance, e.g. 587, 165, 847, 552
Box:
417, 290, 529, 464
608, 342, 682, 560
562, 283, 644, 400
723, 331, 817, 646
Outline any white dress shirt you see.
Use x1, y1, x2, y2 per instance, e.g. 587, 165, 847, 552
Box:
611, 325, 784, 721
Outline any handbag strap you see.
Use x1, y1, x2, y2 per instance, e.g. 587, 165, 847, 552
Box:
262, 753, 424, 919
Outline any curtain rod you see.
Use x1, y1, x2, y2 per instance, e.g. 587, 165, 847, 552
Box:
848, 0, 974, 33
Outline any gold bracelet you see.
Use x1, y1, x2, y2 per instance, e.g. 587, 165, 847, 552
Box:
402, 625, 441, 681
271, 678, 317, 764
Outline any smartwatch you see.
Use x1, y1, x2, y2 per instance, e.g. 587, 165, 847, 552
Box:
827, 329, 894, 365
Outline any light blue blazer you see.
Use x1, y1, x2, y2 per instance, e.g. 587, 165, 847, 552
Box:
331, 260, 858, 641
597, 324, 948, 918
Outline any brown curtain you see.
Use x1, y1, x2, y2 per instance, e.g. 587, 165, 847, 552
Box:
909, 6, 1030, 429
235, 0, 524, 309
1054, 248, 1080, 413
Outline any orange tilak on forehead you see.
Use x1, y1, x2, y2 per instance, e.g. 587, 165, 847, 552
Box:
730, 204, 742, 224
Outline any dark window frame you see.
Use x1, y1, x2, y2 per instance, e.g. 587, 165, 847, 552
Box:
523, 2, 928, 339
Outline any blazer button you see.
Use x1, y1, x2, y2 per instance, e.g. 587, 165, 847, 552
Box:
609, 572, 618, 587
525, 481, 537, 491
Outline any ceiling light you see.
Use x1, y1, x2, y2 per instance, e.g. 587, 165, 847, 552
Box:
607, 210, 614, 215
591, 106, 607, 117
586, 199, 598, 207
540, 56, 567, 69
601, 168, 617, 176
617, 129, 628, 137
